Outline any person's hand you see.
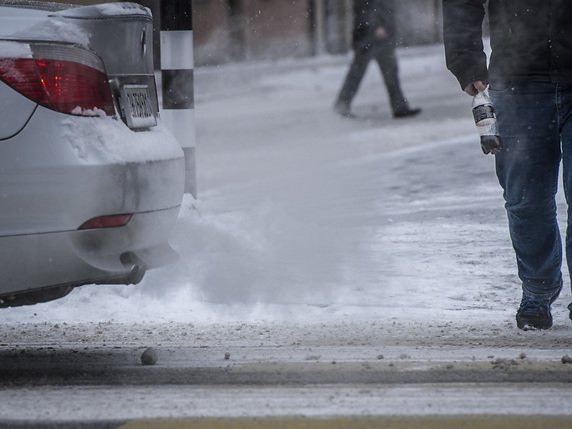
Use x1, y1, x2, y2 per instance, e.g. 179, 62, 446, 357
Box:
374, 27, 388, 40
464, 80, 488, 96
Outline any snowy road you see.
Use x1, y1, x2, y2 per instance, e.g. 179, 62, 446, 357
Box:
4, 44, 568, 329
1, 45, 572, 425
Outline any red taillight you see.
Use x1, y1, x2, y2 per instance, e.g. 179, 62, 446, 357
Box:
79, 214, 133, 230
0, 44, 115, 116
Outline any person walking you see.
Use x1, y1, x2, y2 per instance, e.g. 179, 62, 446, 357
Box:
443, 0, 572, 330
334, 0, 420, 119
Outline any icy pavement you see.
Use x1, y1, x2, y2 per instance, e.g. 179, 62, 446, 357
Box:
1, 44, 571, 336
1, 384, 572, 422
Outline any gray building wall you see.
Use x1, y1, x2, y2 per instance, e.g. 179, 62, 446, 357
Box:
312, 0, 444, 57
131, 0, 444, 66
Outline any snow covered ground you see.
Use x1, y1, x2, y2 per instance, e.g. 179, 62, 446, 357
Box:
1, 44, 571, 335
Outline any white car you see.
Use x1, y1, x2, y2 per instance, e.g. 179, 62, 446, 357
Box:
0, 1, 186, 307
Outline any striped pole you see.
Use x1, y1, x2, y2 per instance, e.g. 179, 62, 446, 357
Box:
160, 0, 196, 197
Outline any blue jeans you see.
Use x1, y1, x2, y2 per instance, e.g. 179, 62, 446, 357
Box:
490, 82, 572, 296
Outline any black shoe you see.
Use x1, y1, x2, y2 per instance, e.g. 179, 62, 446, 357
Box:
334, 101, 354, 118
516, 285, 561, 330
393, 107, 421, 119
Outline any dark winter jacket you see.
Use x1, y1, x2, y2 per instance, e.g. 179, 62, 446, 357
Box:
352, 0, 396, 51
443, 0, 572, 90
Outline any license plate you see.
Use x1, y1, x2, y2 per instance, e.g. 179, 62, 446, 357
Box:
121, 85, 157, 129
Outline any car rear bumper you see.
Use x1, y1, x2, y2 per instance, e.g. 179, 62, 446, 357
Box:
0, 206, 181, 297
0, 107, 186, 298
0, 107, 186, 235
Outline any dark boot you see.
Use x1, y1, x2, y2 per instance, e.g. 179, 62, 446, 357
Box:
393, 107, 422, 118
334, 100, 354, 118
516, 283, 562, 330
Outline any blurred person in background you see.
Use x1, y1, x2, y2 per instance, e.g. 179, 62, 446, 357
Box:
443, 0, 572, 330
334, 0, 421, 119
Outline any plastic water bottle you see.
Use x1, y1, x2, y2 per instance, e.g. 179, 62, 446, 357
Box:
472, 91, 502, 154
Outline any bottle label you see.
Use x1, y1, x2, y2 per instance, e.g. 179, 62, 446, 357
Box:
473, 105, 495, 124
477, 122, 499, 137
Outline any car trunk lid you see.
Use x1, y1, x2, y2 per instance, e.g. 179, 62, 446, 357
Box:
53, 3, 158, 129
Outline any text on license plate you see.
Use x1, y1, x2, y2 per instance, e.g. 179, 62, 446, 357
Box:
121, 85, 157, 129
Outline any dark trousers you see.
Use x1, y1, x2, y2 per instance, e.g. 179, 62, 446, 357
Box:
336, 43, 408, 114
490, 82, 572, 296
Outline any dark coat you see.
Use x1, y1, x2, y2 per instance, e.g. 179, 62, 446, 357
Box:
352, 0, 396, 51
443, 0, 572, 90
